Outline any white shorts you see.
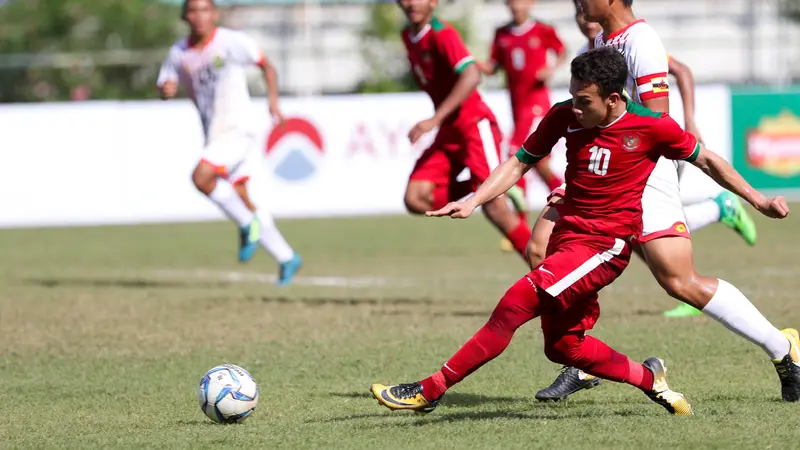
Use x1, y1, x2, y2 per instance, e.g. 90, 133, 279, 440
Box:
200, 131, 257, 185
638, 157, 690, 242
546, 157, 690, 242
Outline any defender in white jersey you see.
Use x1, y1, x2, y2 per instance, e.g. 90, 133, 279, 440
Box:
157, 0, 302, 286
570, 6, 757, 319
532, 0, 800, 403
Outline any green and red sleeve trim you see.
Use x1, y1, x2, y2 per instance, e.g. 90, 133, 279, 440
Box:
682, 142, 701, 162
515, 146, 546, 165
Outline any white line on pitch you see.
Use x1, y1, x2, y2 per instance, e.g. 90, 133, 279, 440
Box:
153, 269, 396, 288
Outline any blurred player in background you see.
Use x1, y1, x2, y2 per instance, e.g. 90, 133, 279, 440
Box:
157, 0, 302, 286
398, 0, 532, 260
532, 0, 799, 402
477, 0, 567, 252
370, 47, 790, 417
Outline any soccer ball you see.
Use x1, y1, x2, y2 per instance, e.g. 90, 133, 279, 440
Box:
198, 364, 259, 424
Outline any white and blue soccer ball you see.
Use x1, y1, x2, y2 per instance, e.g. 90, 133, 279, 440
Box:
198, 364, 259, 424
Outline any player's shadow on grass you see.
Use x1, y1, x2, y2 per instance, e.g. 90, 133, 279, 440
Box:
24, 277, 229, 289
375, 310, 489, 318
398, 407, 648, 425
174, 419, 221, 426
328, 391, 524, 407
257, 296, 433, 307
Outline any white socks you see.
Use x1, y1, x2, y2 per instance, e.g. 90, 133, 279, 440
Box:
256, 212, 295, 263
208, 180, 254, 227
208, 181, 295, 263
684, 199, 721, 232
701, 279, 790, 360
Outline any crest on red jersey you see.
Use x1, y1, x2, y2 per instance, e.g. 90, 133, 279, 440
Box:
528, 37, 540, 48
622, 134, 640, 151
421, 51, 432, 63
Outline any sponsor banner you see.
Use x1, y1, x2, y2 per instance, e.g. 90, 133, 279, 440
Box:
731, 88, 800, 192
0, 86, 731, 228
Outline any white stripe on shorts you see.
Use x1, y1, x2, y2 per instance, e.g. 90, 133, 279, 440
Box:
544, 238, 626, 297
477, 118, 501, 170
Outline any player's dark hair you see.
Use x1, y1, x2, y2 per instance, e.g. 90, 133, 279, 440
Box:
182, 0, 215, 19
570, 46, 628, 98
622, 0, 633, 7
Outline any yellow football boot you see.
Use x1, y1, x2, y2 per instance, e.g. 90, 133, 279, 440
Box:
642, 357, 693, 416
773, 328, 800, 402
370, 382, 440, 414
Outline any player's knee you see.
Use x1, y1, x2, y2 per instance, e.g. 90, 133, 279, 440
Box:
403, 193, 427, 215
656, 273, 703, 306
526, 239, 546, 268
486, 281, 535, 334
191, 168, 217, 196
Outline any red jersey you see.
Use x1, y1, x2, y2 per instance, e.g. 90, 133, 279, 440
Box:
517, 100, 699, 239
402, 17, 494, 128
490, 20, 564, 119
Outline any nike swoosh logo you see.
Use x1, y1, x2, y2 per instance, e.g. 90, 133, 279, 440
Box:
567, 126, 584, 133
380, 389, 415, 407
538, 266, 554, 276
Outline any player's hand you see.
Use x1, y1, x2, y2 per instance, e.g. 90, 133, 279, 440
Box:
408, 118, 438, 144
685, 121, 704, 144
754, 195, 790, 219
425, 201, 476, 219
159, 80, 178, 100
535, 67, 554, 82
269, 103, 286, 128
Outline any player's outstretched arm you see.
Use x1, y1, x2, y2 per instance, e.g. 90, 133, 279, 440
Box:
408, 64, 481, 143
669, 56, 702, 143
426, 157, 532, 219
691, 146, 789, 218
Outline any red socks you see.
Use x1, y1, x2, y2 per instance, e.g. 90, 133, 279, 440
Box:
418, 278, 657, 401
420, 277, 540, 401
545, 333, 654, 391
506, 220, 532, 258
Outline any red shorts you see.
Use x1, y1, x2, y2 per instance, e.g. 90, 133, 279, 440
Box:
509, 101, 551, 151
526, 227, 632, 335
409, 117, 503, 193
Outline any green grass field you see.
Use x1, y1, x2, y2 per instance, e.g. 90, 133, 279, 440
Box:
1, 209, 799, 449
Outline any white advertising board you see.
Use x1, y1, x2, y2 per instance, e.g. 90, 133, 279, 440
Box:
0, 86, 731, 228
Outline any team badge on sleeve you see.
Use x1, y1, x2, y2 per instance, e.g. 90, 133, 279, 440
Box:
636, 73, 669, 100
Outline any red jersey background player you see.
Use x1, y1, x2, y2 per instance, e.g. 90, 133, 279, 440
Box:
397, 0, 532, 259
478, 0, 567, 207
371, 47, 789, 417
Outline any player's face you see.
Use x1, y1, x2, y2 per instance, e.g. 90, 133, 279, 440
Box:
506, 0, 533, 23
579, 0, 611, 22
184, 0, 218, 37
397, 0, 437, 26
575, 12, 602, 40
569, 79, 619, 128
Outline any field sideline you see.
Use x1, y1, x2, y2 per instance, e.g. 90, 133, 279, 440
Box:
1, 208, 798, 449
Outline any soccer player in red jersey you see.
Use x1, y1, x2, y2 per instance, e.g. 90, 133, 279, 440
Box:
371, 47, 792, 416
533, 0, 797, 403
398, 0, 532, 259
478, 0, 567, 202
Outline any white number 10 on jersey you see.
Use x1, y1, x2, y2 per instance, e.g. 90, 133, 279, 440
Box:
588, 146, 611, 176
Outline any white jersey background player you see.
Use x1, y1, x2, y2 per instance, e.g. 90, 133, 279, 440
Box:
532, 0, 800, 403
157, 0, 302, 286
